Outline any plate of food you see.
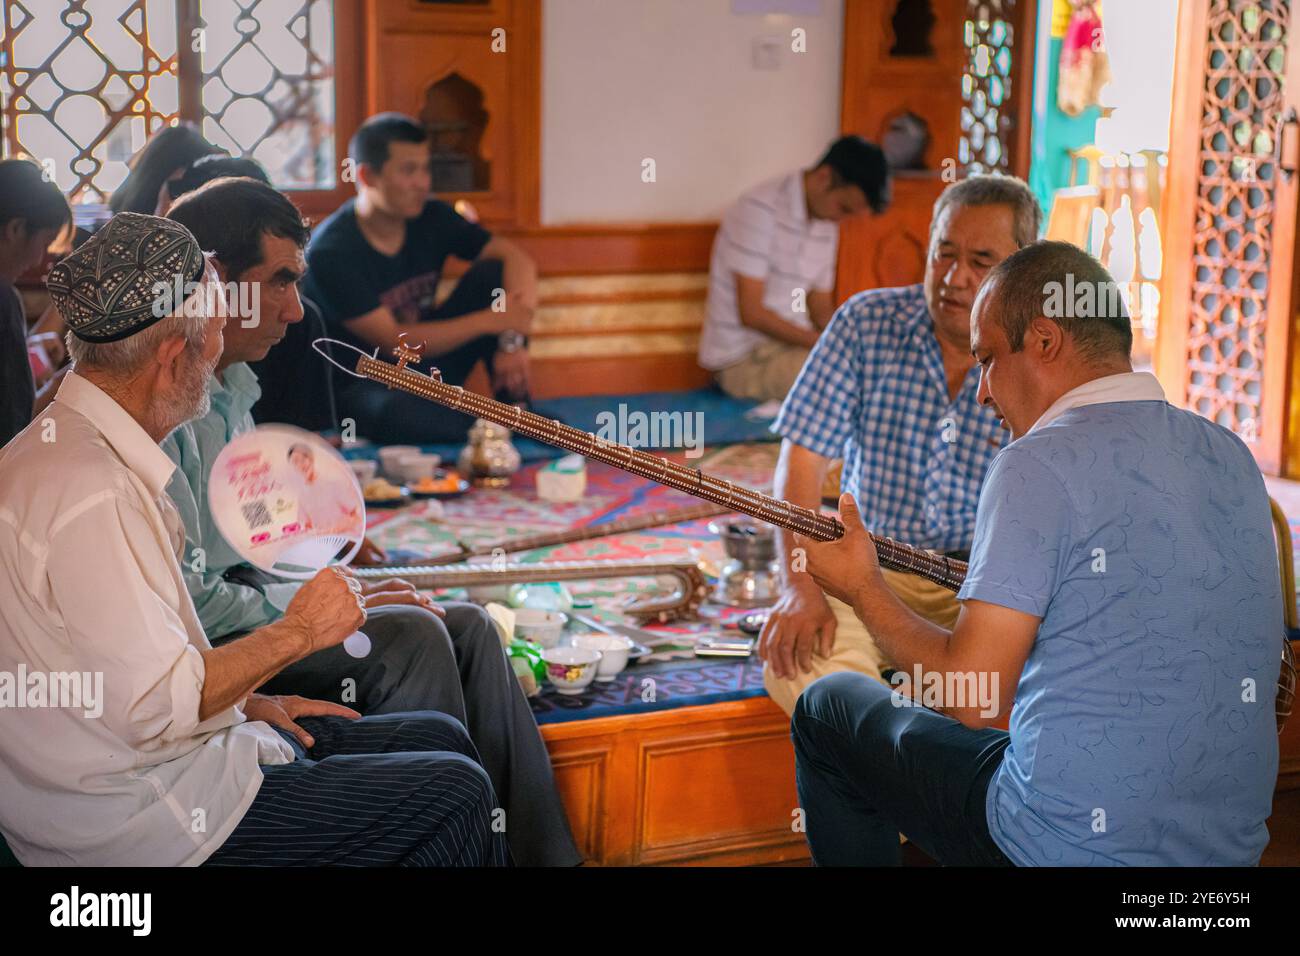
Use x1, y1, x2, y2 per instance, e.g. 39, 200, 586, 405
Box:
362, 476, 411, 508
409, 469, 472, 499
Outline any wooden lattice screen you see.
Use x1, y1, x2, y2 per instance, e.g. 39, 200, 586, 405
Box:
1185, 1, 1286, 440
960, 0, 1021, 174
0, 0, 335, 202
1159, 0, 1300, 475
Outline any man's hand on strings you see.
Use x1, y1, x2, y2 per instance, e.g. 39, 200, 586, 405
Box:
794, 493, 884, 610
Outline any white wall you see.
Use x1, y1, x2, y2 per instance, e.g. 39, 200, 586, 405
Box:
541, 0, 844, 224
1093, 0, 1179, 154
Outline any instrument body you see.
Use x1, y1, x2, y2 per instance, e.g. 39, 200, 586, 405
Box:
355, 558, 707, 623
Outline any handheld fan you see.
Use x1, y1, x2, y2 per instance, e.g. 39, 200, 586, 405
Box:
208, 424, 371, 657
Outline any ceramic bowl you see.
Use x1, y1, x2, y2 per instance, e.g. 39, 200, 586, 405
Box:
398, 453, 442, 484
513, 608, 567, 649
378, 445, 420, 479
347, 459, 378, 484
542, 646, 602, 695
571, 633, 634, 681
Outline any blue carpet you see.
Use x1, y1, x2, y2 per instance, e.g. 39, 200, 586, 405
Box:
344, 387, 778, 464
529, 656, 765, 724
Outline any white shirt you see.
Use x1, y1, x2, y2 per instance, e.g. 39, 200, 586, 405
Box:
1028, 371, 1167, 435
0, 372, 292, 866
698, 172, 840, 370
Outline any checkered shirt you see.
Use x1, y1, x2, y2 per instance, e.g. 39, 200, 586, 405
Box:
773, 284, 1005, 553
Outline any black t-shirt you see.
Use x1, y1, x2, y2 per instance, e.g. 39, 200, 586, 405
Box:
0, 281, 33, 447
302, 197, 492, 356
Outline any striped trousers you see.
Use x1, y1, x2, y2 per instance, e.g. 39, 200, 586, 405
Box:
206, 711, 511, 866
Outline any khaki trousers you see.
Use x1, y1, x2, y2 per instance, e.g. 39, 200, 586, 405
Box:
715, 340, 811, 402
763, 569, 962, 716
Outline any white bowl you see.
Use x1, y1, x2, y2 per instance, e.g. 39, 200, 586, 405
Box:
398, 453, 442, 484
513, 608, 567, 649
542, 646, 602, 695
572, 633, 633, 681
378, 445, 420, 478
348, 459, 378, 484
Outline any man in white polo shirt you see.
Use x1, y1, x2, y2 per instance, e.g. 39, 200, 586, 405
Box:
698, 136, 890, 401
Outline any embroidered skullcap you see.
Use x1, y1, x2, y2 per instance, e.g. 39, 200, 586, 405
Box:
46, 212, 205, 343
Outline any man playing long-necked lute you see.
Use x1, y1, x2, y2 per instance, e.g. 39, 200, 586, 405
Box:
791, 241, 1282, 866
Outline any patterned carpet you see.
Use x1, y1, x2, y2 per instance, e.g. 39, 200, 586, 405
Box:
365, 443, 782, 723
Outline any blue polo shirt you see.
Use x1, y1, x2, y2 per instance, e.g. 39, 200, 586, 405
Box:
960, 396, 1281, 865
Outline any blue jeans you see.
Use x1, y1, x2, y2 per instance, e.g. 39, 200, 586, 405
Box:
792, 672, 1013, 866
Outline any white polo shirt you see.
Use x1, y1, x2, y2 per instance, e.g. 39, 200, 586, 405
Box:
698, 171, 840, 370
0, 371, 293, 866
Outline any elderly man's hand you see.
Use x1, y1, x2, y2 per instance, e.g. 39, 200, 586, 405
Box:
284, 566, 367, 653
359, 576, 445, 615
243, 693, 360, 749
795, 493, 885, 610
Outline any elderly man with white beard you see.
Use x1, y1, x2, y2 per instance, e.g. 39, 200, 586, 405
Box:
0, 213, 507, 866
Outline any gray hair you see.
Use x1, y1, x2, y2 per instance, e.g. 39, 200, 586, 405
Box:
66, 311, 209, 374
931, 173, 1042, 249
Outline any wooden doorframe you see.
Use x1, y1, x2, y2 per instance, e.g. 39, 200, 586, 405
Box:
1152, 0, 1207, 407
1156, 0, 1300, 476
1008, 0, 1039, 180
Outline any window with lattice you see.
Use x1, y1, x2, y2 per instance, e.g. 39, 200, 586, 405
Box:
960, 0, 1018, 174
0, 0, 335, 203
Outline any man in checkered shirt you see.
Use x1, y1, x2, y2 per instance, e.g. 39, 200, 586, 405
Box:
760, 175, 1042, 715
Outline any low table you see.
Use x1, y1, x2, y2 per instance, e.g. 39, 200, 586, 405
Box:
543, 696, 808, 866
366, 443, 810, 865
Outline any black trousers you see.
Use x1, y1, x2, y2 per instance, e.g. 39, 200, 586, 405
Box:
205, 711, 511, 866
339, 258, 507, 444
792, 672, 1013, 866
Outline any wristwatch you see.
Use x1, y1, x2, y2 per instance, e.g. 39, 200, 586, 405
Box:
498, 329, 528, 353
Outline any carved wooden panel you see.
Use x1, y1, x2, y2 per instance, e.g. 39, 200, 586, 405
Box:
364, 0, 539, 229
0, 0, 338, 201
836, 0, 1034, 303
196, 0, 337, 189
539, 697, 809, 866
1158, 0, 1300, 474
0, 1, 181, 201
1185, 1, 1287, 439
959, 0, 1022, 174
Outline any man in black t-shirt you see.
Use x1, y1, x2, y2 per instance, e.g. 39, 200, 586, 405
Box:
0, 160, 71, 447
303, 113, 538, 443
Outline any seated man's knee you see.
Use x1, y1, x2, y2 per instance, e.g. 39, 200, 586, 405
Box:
796, 670, 889, 726
381, 710, 478, 759
403, 750, 497, 826
441, 602, 503, 652
366, 605, 454, 661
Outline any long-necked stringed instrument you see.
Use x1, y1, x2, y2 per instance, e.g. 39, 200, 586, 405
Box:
320, 337, 1295, 733
331, 337, 968, 592
355, 557, 707, 623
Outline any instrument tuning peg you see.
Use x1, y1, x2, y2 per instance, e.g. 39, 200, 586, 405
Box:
393, 333, 426, 371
